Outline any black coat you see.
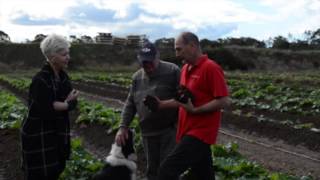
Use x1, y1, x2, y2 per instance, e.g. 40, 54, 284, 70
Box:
21, 63, 75, 179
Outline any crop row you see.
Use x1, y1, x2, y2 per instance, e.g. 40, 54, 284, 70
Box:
1, 73, 318, 135
0, 88, 312, 179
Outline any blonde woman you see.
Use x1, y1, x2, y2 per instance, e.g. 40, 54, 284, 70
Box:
21, 34, 79, 180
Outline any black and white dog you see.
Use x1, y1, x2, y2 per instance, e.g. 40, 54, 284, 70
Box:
92, 129, 137, 180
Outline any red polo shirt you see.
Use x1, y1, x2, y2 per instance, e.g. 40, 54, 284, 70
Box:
176, 55, 229, 144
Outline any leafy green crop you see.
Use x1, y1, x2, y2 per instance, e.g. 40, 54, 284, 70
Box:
76, 99, 122, 131
0, 90, 27, 129
59, 138, 104, 180
0, 75, 31, 91
70, 72, 132, 87
227, 71, 320, 116
76, 99, 142, 149
181, 142, 313, 180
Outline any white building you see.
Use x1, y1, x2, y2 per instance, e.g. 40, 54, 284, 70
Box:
95, 33, 113, 45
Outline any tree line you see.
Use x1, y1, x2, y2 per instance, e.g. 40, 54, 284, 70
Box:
1, 28, 320, 50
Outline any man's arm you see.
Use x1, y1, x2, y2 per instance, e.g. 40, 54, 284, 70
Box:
116, 85, 137, 145
159, 98, 180, 109
181, 96, 231, 114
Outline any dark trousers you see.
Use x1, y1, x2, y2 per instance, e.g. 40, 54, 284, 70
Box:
24, 173, 60, 180
142, 128, 176, 180
158, 135, 215, 180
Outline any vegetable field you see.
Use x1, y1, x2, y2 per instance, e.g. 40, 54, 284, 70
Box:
0, 70, 319, 180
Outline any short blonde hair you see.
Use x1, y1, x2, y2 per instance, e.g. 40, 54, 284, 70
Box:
40, 34, 70, 59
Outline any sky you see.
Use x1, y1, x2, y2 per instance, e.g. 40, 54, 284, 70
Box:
0, 0, 320, 43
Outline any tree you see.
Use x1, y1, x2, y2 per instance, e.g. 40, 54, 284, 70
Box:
0, 30, 11, 43
272, 36, 289, 49
70, 35, 83, 44
215, 37, 265, 48
80, 35, 94, 43
290, 40, 309, 50
32, 34, 47, 43
200, 39, 221, 48
310, 28, 320, 46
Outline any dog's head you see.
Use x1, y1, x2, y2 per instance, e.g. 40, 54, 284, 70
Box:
94, 129, 137, 180
109, 129, 136, 160
106, 129, 137, 165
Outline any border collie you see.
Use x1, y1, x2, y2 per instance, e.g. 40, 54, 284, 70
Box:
92, 129, 137, 180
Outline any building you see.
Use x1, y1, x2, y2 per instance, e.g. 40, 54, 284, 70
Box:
127, 35, 147, 47
95, 33, 113, 45
112, 36, 127, 46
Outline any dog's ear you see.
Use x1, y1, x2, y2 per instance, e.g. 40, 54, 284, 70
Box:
122, 129, 135, 158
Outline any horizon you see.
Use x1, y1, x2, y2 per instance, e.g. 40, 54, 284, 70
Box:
1, 0, 319, 43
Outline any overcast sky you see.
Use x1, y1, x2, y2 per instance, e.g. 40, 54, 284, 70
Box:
0, 0, 319, 42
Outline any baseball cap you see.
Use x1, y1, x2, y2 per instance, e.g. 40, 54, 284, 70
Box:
137, 42, 157, 63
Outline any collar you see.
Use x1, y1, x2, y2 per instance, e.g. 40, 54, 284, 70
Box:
194, 54, 207, 66
41, 62, 67, 81
187, 54, 207, 72
42, 62, 55, 75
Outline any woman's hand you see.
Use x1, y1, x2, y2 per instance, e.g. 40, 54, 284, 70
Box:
65, 89, 79, 102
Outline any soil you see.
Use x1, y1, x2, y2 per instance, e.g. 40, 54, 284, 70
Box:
217, 128, 320, 178
73, 80, 128, 101
222, 111, 320, 151
0, 129, 23, 180
238, 105, 320, 127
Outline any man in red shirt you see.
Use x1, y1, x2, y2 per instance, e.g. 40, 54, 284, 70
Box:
155, 32, 231, 180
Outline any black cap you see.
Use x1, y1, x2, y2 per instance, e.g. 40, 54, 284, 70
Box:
138, 42, 157, 63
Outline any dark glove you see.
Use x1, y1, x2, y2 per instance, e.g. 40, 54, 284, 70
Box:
67, 99, 77, 111
175, 85, 194, 104
143, 95, 159, 112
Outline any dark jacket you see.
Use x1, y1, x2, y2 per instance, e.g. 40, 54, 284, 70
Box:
21, 63, 75, 178
121, 61, 180, 136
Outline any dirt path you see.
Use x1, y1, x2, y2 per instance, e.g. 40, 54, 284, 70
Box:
217, 128, 320, 178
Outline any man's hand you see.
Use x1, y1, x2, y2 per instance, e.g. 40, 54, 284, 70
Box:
175, 85, 194, 104
143, 95, 159, 112
179, 99, 197, 113
115, 127, 129, 146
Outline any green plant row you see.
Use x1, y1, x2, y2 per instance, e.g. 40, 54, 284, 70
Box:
226, 71, 320, 87
229, 78, 320, 116
0, 75, 31, 91
75, 99, 313, 179
0, 87, 313, 179
59, 138, 104, 180
70, 72, 132, 87
0, 90, 27, 129
76, 99, 142, 149
211, 143, 312, 180
3, 71, 319, 117
62, 140, 313, 180
230, 109, 320, 132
